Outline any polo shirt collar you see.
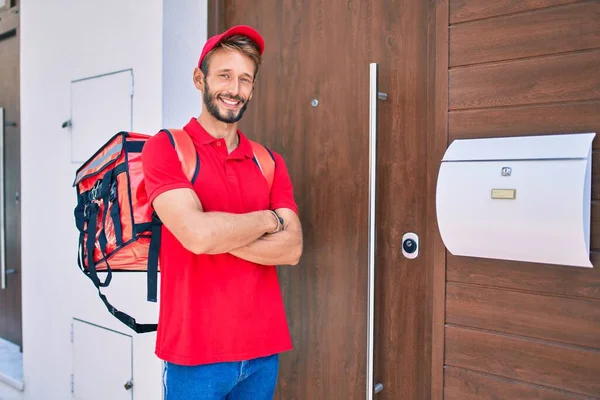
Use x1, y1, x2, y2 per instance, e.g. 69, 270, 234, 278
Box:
183, 117, 255, 159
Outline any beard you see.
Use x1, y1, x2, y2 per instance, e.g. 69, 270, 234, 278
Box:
203, 78, 250, 124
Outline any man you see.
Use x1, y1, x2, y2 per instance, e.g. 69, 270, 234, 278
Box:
141, 25, 303, 399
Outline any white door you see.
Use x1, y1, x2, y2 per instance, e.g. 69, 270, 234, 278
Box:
72, 318, 133, 400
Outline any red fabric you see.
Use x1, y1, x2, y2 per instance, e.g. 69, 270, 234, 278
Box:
141, 117, 297, 365
198, 25, 265, 68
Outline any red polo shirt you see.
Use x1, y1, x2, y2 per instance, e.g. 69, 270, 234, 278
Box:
141, 117, 297, 365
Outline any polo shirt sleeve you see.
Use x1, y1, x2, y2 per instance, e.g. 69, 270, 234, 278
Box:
269, 151, 299, 215
141, 131, 194, 205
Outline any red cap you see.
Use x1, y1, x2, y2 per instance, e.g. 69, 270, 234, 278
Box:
198, 25, 265, 68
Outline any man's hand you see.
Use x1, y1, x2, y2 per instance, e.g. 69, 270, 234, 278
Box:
229, 208, 303, 266
152, 188, 279, 254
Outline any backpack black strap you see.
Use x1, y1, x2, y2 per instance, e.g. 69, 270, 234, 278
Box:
97, 176, 113, 257
97, 170, 125, 254
141, 128, 199, 303
75, 183, 157, 334
109, 184, 124, 247
108, 164, 128, 247
96, 286, 157, 333
146, 213, 161, 303
85, 205, 157, 333
85, 202, 112, 288
86, 204, 158, 333
74, 194, 87, 274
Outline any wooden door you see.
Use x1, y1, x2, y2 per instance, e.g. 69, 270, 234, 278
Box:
211, 1, 438, 398
0, 4, 22, 350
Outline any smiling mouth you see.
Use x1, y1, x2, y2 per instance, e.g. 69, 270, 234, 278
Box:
219, 96, 242, 108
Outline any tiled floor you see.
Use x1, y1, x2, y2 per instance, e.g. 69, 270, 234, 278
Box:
0, 338, 23, 393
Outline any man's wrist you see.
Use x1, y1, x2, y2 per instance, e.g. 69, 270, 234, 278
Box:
272, 210, 284, 231
263, 210, 278, 234
266, 210, 283, 234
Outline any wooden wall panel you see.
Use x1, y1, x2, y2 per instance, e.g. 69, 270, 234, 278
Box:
592, 201, 600, 250
446, 283, 600, 348
444, 1, 600, 398
446, 255, 600, 300
444, 366, 593, 400
450, 2, 600, 66
449, 51, 600, 110
448, 101, 600, 146
450, 0, 580, 24
593, 151, 600, 199
445, 326, 600, 397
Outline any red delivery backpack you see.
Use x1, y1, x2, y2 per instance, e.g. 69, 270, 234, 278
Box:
73, 129, 275, 333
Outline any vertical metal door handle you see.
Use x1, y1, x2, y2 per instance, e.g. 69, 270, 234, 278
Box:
0, 108, 6, 290
367, 64, 383, 399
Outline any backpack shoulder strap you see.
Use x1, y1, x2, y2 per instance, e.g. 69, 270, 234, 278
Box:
249, 140, 275, 191
162, 128, 200, 183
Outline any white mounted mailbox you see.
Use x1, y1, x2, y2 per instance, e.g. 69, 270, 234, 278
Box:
436, 133, 595, 268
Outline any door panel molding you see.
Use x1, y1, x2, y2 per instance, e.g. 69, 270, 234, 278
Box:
428, 0, 449, 398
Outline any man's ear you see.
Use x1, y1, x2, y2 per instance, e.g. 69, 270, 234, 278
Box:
193, 68, 205, 91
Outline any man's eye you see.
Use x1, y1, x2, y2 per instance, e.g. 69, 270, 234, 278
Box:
241, 78, 251, 83
220, 74, 229, 79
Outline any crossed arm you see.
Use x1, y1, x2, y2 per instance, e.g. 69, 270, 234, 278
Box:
152, 188, 303, 265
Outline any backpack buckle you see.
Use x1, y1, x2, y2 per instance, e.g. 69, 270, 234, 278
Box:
89, 179, 102, 201
109, 181, 118, 203
83, 204, 90, 222
83, 202, 99, 222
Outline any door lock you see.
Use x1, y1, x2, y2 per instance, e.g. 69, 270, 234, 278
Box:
401, 233, 419, 259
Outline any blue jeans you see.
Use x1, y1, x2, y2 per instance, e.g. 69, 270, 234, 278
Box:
163, 354, 279, 400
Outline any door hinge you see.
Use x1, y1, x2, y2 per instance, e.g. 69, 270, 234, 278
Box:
70, 323, 74, 343
70, 374, 74, 393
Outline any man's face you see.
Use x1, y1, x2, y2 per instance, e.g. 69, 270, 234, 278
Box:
200, 49, 256, 124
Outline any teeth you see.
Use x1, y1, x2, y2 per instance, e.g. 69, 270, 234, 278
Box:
221, 98, 239, 106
